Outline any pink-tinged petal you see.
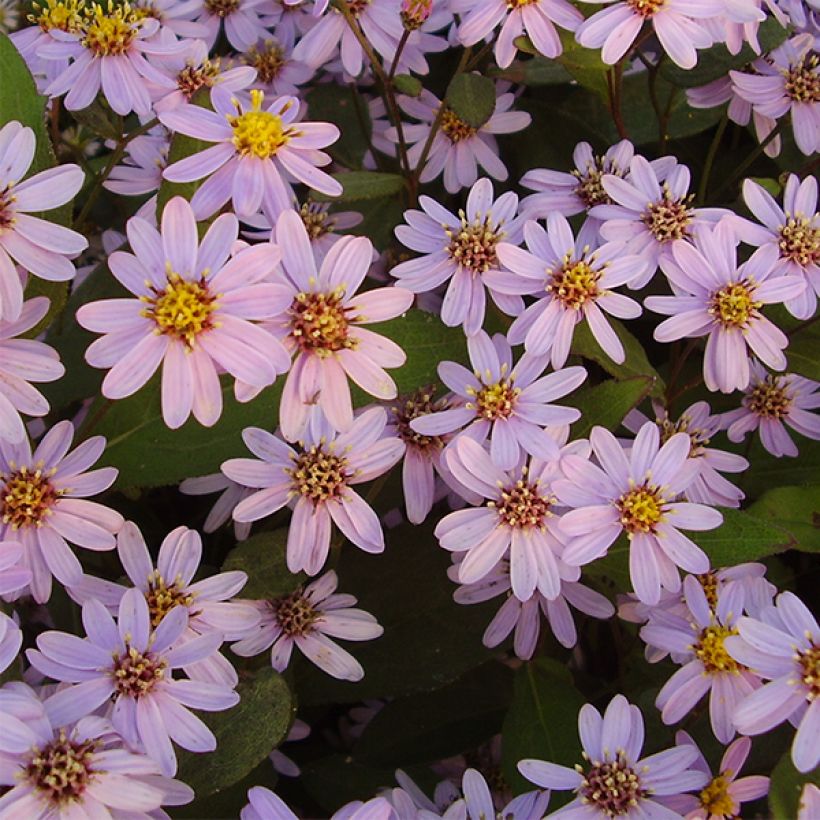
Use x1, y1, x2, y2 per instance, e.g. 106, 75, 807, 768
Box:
161, 197, 198, 276
733, 678, 804, 735
136, 696, 177, 776
101, 332, 168, 399
161, 341, 194, 429
348, 287, 414, 323
436, 507, 500, 551
630, 534, 661, 604
44, 677, 115, 728
296, 632, 364, 681
458, 526, 511, 585
330, 491, 384, 553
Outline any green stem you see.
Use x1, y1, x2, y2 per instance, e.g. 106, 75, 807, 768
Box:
697, 114, 729, 204
388, 29, 410, 81
711, 121, 785, 201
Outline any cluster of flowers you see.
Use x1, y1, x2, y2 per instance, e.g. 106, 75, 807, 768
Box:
0, 0, 817, 815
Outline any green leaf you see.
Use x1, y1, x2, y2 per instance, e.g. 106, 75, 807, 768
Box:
313, 171, 405, 202
555, 30, 609, 101
502, 658, 585, 794
305, 84, 371, 169
769, 751, 820, 819
446, 72, 496, 129
490, 57, 571, 87
176, 667, 294, 798
393, 74, 423, 97
222, 530, 304, 599
747, 486, 820, 553
70, 99, 124, 142
741, 438, 820, 499
786, 323, 820, 381
567, 377, 656, 440
691, 507, 797, 565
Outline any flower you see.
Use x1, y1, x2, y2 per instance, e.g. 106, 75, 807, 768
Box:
410, 330, 584, 470
241, 786, 299, 820
103, 131, 169, 198
0, 297, 65, 445
730, 175, 819, 319
231, 570, 382, 681
77, 196, 291, 429
242, 38, 315, 98
0, 540, 31, 599
0, 610, 22, 674
0, 0, 19, 34
0, 683, 194, 818
0, 420, 123, 603
461, 767, 550, 820
518, 694, 709, 817
645, 221, 806, 393
160, 89, 342, 221
189, 0, 270, 51
28, 587, 239, 776
223, 407, 403, 575
454, 0, 583, 67
0, 121, 86, 323
179, 472, 254, 539
555, 422, 721, 605
492, 214, 644, 367
722, 361, 820, 457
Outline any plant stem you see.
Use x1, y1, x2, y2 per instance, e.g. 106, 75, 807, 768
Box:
388, 29, 410, 81
698, 114, 729, 203
711, 121, 784, 201
606, 64, 628, 140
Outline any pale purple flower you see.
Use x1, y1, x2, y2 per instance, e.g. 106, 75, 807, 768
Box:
266, 0, 320, 51
642, 576, 761, 743
392, 85, 531, 194
242, 38, 315, 97
0, 610, 22, 674
0, 420, 123, 603
231, 570, 383, 681
332, 796, 395, 820
392, 178, 523, 335
0, 540, 31, 599
160, 89, 342, 220
730, 175, 819, 319
519, 694, 709, 818
700, 1, 768, 56
133, 0, 210, 38
731, 34, 820, 155
103, 131, 169, 198
0, 682, 194, 818
576, 0, 725, 69
410, 330, 584, 470
493, 215, 644, 367
454, 0, 583, 67
242, 786, 299, 820
189, 0, 271, 51
28, 587, 239, 776
555, 423, 720, 605
722, 360, 820, 457
0, 297, 65, 445
725, 591, 820, 773
223, 407, 403, 574
77, 197, 292, 429
0, 121, 86, 323
461, 767, 550, 820
179, 472, 254, 539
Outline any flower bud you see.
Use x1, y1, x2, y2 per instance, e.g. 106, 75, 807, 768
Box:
401, 0, 431, 30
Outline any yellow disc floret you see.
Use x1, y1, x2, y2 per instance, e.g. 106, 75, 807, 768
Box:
694, 624, 741, 674
142, 269, 219, 347
30, 0, 85, 32
228, 89, 292, 159
82, 1, 142, 56
617, 483, 665, 535
699, 774, 735, 817
709, 281, 761, 328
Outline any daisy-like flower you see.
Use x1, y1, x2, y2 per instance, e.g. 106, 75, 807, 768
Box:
242, 38, 314, 97
103, 131, 168, 198
0, 0, 19, 33
722, 362, 820, 457
189, 0, 270, 51
261, 210, 413, 439
0, 540, 31, 599
519, 694, 709, 817
730, 34, 820, 156
663, 732, 770, 819
180, 472, 253, 539
0, 297, 65, 445
77, 197, 292, 430
231, 570, 383, 681
393, 85, 532, 194
725, 591, 820, 773
731, 175, 819, 319
28, 587, 240, 776
223, 407, 404, 574
576, 0, 727, 70
0, 610, 22, 674
0, 683, 194, 818
461, 768, 551, 820
492, 214, 644, 367
242, 786, 299, 820
642, 576, 761, 743
0, 420, 123, 603
391, 178, 523, 336
555, 422, 721, 605
435, 436, 570, 601
0, 121, 86, 323
454, 0, 583, 67
160, 88, 342, 221
645, 221, 807, 394
410, 330, 584, 470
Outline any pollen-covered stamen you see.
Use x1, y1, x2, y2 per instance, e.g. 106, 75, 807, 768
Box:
699, 774, 735, 817
579, 751, 645, 816
30, 0, 85, 32
693, 625, 742, 674
489, 472, 553, 529
746, 374, 792, 419
287, 446, 349, 504
228, 90, 295, 159
271, 589, 318, 636
441, 108, 478, 143
506, 0, 538, 7
204, 0, 239, 16
244, 41, 286, 84
696, 571, 719, 610
288, 290, 355, 355
81, 1, 141, 56
1, 466, 60, 529
784, 55, 819, 104
299, 201, 336, 241
142, 270, 219, 347
111, 644, 167, 697
392, 387, 451, 452
642, 189, 694, 243
657, 413, 710, 457
445, 211, 504, 275
146, 570, 195, 628
344, 0, 372, 17
779, 214, 820, 266
176, 59, 221, 99
626, 0, 665, 17
25, 731, 99, 805
617, 483, 666, 535
466, 367, 520, 421
547, 255, 601, 310
573, 158, 615, 208
797, 644, 820, 700
708, 280, 761, 329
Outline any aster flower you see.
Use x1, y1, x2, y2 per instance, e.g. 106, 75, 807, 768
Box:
180, 472, 253, 539
242, 786, 299, 820
519, 694, 709, 818
454, 0, 582, 67
242, 38, 315, 97
77, 197, 291, 429
188, 0, 270, 51
0, 420, 123, 603
160, 88, 342, 221
730, 34, 820, 155
730, 175, 819, 319
391, 178, 524, 335
0, 121, 86, 323
410, 330, 584, 470
0, 0, 19, 34
393, 85, 531, 194
0, 610, 22, 674
223, 407, 403, 574
0, 540, 31, 599
0, 297, 65, 445
0, 683, 194, 818
266, 0, 320, 51
231, 570, 383, 681
726, 591, 820, 773
555, 422, 720, 605
103, 131, 169, 198
28, 587, 239, 776
461, 767, 550, 820
645, 222, 807, 394
492, 214, 644, 367
576, 0, 726, 70
132, 0, 209, 38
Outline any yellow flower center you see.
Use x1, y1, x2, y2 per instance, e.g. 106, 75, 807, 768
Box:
30, 0, 84, 31
441, 108, 477, 143
547, 257, 601, 309
626, 0, 666, 16
799, 644, 820, 700
641, 189, 694, 243
287, 446, 349, 504
25, 731, 99, 806
142, 271, 219, 348
245, 41, 286, 85
272, 589, 318, 636
288, 289, 355, 356
299, 201, 335, 241
617, 484, 665, 535
228, 90, 293, 160
111, 645, 167, 697
469, 378, 520, 420
779, 214, 820, 266
699, 774, 735, 817
1, 466, 60, 529
709, 281, 761, 328
785, 55, 820, 104
81, 1, 141, 57
204, 0, 239, 16
746, 375, 792, 419
573, 159, 614, 208
694, 625, 741, 674
489, 474, 553, 529
506, 0, 538, 7
146, 570, 195, 628
445, 212, 504, 275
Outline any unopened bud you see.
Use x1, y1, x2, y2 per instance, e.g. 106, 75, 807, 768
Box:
401, 0, 431, 30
